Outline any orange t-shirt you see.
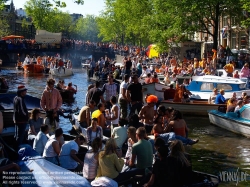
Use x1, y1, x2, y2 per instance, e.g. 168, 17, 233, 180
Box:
150, 78, 159, 83
173, 68, 178, 75
173, 87, 183, 102
155, 68, 160, 73
145, 78, 151, 84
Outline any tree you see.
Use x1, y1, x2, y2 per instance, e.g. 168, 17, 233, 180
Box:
24, 0, 73, 36
151, 0, 243, 50
97, 0, 127, 44
24, 0, 54, 29
43, 10, 72, 34
74, 15, 100, 41
0, 19, 10, 38
0, 0, 8, 10
97, 0, 152, 46
241, 0, 250, 27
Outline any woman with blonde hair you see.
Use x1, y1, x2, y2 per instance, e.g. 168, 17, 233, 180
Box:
83, 137, 102, 181
97, 138, 127, 183
165, 140, 192, 186
208, 88, 218, 104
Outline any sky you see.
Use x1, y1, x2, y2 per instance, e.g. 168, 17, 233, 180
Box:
12, 0, 106, 16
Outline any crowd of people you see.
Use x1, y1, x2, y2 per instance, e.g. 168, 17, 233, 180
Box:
208, 88, 249, 113
0, 71, 200, 186
3, 38, 149, 55
3, 45, 250, 186
17, 54, 73, 70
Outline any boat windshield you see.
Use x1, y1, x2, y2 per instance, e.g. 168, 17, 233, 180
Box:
241, 108, 250, 120
239, 83, 246, 90
200, 83, 214, 91
216, 83, 232, 91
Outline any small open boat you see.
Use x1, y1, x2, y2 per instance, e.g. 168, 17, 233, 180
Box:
23, 64, 44, 73
0, 93, 43, 137
50, 68, 73, 77
208, 104, 250, 137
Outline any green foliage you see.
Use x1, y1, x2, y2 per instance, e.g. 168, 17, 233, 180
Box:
24, 0, 72, 35
0, 18, 10, 38
0, 0, 8, 11
44, 10, 72, 34
97, 0, 152, 46
241, 0, 250, 27
24, 0, 54, 29
73, 15, 100, 41
150, 0, 243, 50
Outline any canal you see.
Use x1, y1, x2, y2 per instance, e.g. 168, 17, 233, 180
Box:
1, 68, 250, 186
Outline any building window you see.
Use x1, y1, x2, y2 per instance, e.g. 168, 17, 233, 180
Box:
231, 16, 236, 26
223, 16, 227, 27
231, 33, 236, 49
240, 33, 247, 49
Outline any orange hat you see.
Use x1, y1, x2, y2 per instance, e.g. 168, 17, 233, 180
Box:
146, 95, 158, 103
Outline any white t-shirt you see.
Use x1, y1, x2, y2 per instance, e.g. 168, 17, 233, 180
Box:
59, 140, 79, 169
112, 126, 127, 148
111, 104, 120, 125
141, 69, 151, 78
119, 81, 128, 100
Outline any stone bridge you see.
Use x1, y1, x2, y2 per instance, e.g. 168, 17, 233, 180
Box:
0, 48, 116, 68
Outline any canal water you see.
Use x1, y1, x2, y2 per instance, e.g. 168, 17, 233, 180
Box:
1, 68, 250, 186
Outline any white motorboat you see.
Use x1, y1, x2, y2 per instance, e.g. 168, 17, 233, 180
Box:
208, 104, 250, 137
50, 68, 73, 77
188, 75, 250, 100
81, 62, 90, 68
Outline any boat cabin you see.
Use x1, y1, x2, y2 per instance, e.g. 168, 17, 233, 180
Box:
187, 76, 247, 92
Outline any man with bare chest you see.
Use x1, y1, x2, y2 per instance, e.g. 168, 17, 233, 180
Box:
139, 95, 158, 133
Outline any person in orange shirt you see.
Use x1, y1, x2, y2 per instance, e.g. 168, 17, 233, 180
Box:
183, 57, 187, 63
173, 66, 178, 75
223, 61, 234, 77
136, 47, 140, 55
233, 70, 239, 78
155, 66, 160, 73
161, 63, 166, 69
173, 83, 183, 102
150, 74, 159, 83
177, 65, 182, 75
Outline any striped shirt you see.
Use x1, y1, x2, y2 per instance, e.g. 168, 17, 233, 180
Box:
83, 151, 99, 180
102, 83, 119, 101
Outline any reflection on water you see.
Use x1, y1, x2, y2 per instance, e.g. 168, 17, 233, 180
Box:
2, 68, 250, 186
186, 117, 250, 186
